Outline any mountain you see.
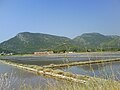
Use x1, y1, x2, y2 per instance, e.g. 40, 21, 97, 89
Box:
73, 33, 110, 47
0, 32, 120, 54
0, 32, 75, 53
73, 33, 120, 51
101, 35, 120, 51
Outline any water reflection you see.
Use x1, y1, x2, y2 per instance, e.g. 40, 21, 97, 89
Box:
0, 62, 55, 89
1, 54, 120, 66
63, 61, 120, 80
78, 62, 113, 71
0, 53, 120, 83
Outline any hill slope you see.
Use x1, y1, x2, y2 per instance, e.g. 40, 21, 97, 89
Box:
0, 32, 120, 53
73, 33, 120, 51
0, 32, 75, 53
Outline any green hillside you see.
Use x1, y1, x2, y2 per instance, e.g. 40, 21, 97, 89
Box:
101, 36, 120, 51
0, 32, 120, 54
0, 32, 75, 54
73, 33, 120, 51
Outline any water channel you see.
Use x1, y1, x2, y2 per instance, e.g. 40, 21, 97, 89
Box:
0, 52, 120, 89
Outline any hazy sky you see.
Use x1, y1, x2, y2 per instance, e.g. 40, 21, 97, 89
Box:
0, 0, 120, 42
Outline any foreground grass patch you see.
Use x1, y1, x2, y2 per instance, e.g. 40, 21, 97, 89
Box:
0, 59, 120, 90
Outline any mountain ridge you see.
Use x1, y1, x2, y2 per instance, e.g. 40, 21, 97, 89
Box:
0, 32, 76, 53
0, 32, 120, 53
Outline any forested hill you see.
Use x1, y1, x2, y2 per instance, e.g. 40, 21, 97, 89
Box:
0, 32, 75, 53
0, 32, 120, 54
73, 33, 120, 51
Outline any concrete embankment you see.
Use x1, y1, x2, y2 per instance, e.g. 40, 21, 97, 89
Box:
44, 58, 120, 68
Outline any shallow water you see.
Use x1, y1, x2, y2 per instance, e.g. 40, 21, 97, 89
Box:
62, 61, 120, 81
0, 62, 55, 89
0, 52, 119, 89
1, 53, 120, 66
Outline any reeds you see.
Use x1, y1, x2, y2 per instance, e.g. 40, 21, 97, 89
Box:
0, 57, 120, 90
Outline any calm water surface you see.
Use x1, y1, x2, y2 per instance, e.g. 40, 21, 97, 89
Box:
1, 53, 120, 66
62, 61, 120, 81
0, 52, 119, 89
0, 62, 56, 89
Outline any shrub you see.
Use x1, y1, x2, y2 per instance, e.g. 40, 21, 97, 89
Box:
43, 68, 53, 72
63, 72, 73, 77
53, 69, 64, 74
76, 75, 89, 80
37, 67, 44, 71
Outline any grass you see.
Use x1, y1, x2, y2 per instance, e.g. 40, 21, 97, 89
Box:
0, 73, 119, 90
0, 54, 120, 90
52, 69, 64, 74
46, 80, 120, 90
44, 58, 120, 68
0, 68, 119, 90
0, 60, 91, 82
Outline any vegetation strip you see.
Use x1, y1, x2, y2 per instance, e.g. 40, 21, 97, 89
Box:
43, 58, 120, 68
0, 59, 120, 90
0, 60, 90, 83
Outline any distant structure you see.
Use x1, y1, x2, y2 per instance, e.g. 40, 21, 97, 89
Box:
0, 52, 13, 56
34, 51, 53, 55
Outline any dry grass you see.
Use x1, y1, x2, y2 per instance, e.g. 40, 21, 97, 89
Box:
0, 73, 11, 90
0, 71, 120, 90
0, 58, 120, 90
19, 79, 120, 90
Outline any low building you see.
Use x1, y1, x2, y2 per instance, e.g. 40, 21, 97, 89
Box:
0, 52, 13, 56
34, 51, 53, 55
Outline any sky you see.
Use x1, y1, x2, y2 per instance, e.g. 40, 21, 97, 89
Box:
0, 0, 120, 42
